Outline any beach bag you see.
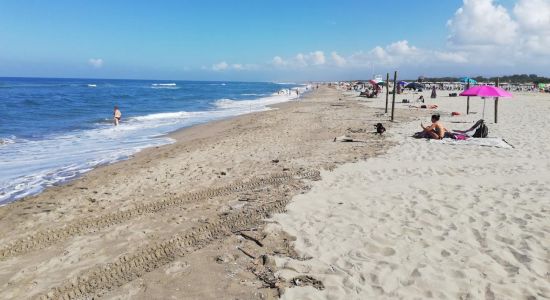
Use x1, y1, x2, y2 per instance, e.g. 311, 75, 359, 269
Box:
473, 121, 488, 138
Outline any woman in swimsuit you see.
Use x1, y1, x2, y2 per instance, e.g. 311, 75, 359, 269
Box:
421, 114, 446, 139
113, 106, 122, 126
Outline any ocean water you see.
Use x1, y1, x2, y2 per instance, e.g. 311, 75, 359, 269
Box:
0, 77, 305, 204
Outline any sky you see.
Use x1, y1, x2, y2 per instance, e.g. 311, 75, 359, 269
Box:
0, 0, 549, 81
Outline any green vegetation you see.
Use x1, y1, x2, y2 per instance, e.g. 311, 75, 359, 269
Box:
418, 74, 550, 84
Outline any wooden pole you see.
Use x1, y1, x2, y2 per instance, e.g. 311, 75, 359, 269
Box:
391, 71, 397, 122
385, 73, 389, 113
466, 81, 471, 114
495, 78, 499, 123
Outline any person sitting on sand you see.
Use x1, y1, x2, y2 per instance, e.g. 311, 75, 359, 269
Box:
420, 114, 447, 139
113, 106, 122, 126
418, 95, 425, 103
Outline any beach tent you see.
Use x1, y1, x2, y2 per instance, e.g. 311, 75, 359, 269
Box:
460, 85, 512, 123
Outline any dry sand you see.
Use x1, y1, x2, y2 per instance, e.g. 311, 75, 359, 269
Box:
0, 86, 415, 299
272, 89, 550, 299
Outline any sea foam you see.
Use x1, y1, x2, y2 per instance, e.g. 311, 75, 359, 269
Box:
0, 81, 308, 205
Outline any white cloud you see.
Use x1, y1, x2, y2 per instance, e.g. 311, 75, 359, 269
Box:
88, 58, 103, 68
272, 56, 286, 67
514, 0, 550, 32
310, 51, 326, 65
271, 51, 326, 68
445, 0, 550, 64
212, 61, 229, 71
447, 0, 518, 46
433, 51, 469, 63
513, 0, 550, 54
331, 52, 346, 66
210, 61, 257, 71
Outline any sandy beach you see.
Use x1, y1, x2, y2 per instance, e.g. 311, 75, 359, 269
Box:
0, 86, 416, 299
273, 89, 550, 299
1, 85, 548, 299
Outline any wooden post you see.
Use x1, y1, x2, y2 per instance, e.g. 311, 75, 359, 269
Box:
391, 71, 397, 122
466, 81, 470, 114
385, 73, 389, 113
495, 78, 499, 123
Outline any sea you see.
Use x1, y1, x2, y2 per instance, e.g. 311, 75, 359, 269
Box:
0, 77, 306, 205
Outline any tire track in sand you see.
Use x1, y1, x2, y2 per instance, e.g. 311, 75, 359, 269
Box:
1, 170, 320, 260
36, 174, 319, 300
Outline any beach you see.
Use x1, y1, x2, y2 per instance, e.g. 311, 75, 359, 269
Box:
273, 89, 550, 299
0, 85, 548, 299
0, 86, 414, 299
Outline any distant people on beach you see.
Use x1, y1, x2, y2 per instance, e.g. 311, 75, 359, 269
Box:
431, 86, 437, 98
113, 106, 122, 126
418, 114, 447, 139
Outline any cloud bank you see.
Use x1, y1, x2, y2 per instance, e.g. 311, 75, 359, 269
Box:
205, 0, 550, 78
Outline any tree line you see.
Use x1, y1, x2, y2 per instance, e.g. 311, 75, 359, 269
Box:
419, 74, 550, 84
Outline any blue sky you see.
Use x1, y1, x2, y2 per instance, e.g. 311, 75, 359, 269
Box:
0, 0, 548, 81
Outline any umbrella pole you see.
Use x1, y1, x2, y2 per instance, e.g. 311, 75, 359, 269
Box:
494, 78, 499, 123
385, 73, 389, 113
466, 82, 470, 114
391, 71, 397, 122
482, 98, 486, 120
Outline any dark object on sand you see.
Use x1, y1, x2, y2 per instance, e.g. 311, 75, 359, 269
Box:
374, 123, 386, 135
449, 93, 458, 97
402, 99, 409, 103
472, 120, 489, 138
405, 82, 423, 91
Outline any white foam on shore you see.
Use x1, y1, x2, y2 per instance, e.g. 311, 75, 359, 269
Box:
0, 88, 309, 205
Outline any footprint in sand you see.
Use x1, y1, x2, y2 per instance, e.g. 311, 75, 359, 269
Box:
382, 247, 396, 256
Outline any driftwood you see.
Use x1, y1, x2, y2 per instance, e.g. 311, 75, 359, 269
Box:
238, 231, 264, 247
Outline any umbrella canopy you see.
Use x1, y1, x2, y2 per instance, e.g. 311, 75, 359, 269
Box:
398, 80, 409, 86
459, 77, 477, 84
460, 86, 512, 97
405, 82, 423, 90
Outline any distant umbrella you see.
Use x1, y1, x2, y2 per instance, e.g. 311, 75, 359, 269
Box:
398, 81, 409, 86
459, 77, 477, 84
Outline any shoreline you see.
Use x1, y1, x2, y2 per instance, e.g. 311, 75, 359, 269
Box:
0, 86, 419, 299
0, 84, 306, 206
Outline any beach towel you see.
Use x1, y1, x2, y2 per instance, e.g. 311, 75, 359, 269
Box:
430, 137, 513, 149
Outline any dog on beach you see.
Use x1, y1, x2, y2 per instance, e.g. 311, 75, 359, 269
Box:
374, 123, 386, 135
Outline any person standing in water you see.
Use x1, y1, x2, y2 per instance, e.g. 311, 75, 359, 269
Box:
113, 106, 122, 126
